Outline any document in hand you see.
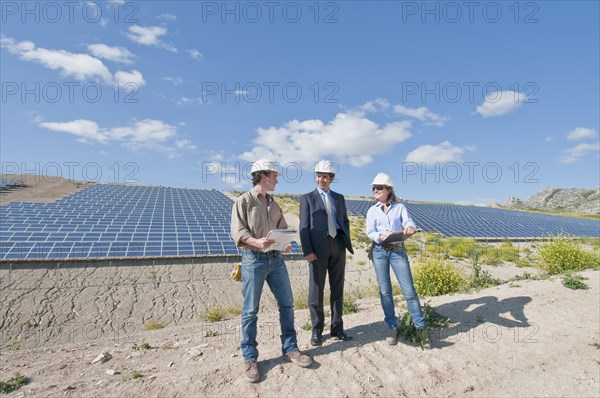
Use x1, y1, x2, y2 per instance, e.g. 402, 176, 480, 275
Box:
380, 229, 420, 244
264, 229, 297, 252
380, 232, 406, 244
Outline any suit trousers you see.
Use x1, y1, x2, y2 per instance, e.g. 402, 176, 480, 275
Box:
308, 234, 347, 334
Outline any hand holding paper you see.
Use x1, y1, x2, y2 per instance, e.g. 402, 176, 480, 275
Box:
264, 229, 297, 252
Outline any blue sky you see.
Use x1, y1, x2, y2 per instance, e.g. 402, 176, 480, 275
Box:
1, 0, 598, 205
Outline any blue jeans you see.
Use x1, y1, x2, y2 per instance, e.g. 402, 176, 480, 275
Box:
371, 245, 426, 331
240, 250, 298, 362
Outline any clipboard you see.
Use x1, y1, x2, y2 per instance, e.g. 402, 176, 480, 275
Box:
380, 229, 420, 244
380, 232, 407, 244
264, 229, 297, 252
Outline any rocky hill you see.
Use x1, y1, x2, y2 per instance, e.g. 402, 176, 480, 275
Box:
503, 187, 600, 215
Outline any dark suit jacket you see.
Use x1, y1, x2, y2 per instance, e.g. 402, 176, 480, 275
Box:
299, 189, 354, 258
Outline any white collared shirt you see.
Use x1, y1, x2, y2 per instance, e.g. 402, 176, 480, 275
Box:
366, 201, 416, 244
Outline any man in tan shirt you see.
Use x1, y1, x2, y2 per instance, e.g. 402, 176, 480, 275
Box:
231, 159, 312, 383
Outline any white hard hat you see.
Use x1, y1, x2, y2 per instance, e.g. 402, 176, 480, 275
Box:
315, 160, 337, 174
371, 172, 394, 188
251, 159, 282, 175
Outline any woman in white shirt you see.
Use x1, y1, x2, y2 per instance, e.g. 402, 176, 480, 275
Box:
365, 172, 426, 346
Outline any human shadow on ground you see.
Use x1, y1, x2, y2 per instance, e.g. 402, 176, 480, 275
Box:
429, 295, 534, 348
258, 295, 534, 379
258, 320, 394, 379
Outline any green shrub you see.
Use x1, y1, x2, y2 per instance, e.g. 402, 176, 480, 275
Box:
423, 232, 444, 244
293, 289, 309, 310
479, 246, 503, 265
499, 241, 520, 262
447, 238, 477, 258
404, 240, 420, 255
143, 319, 166, 331
342, 297, 359, 315
201, 306, 241, 322
424, 241, 449, 259
0, 373, 29, 394
413, 257, 468, 296
562, 273, 589, 290
397, 302, 451, 349
301, 320, 312, 331
132, 340, 152, 350
538, 235, 597, 274
469, 263, 502, 290
511, 271, 541, 281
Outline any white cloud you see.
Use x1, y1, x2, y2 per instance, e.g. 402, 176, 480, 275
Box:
125, 25, 177, 52
175, 139, 197, 150
38, 119, 195, 156
187, 48, 203, 60
87, 43, 134, 64
240, 112, 412, 167
2, 36, 144, 87
163, 76, 183, 85
176, 96, 204, 105
360, 98, 390, 113
404, 141, 473, 164
39, 119, 108, 144
1, 35, 112, 83
559, 142, 600, 164
157, 13, 176, 21
566, 127, 597, 141
475, 90, 527, 117
393, 104, 449, 127
113, 69, 145, 88
106, 119, 175, 143
545, 136, 555, 142
358, 98, 448, 127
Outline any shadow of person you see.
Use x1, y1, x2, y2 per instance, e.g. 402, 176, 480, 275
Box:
260, 321, 391, 378
430, 295, 533, 348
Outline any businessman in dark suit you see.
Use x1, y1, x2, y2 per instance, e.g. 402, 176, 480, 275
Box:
299, 160, 354, 346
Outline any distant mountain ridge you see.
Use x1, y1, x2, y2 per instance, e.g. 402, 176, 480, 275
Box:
502, 187, 600, 215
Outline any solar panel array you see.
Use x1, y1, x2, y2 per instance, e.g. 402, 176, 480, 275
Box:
1, 184, 302, 260
345, 199, 599, 238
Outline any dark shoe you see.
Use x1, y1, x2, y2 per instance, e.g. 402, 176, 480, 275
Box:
244, 361, 260, 383
311, 330, 323, 346
386, 328, 398, 346
330, 331, 352, 341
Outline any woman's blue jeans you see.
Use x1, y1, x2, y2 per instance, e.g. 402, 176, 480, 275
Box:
371, 245, 426, 331
240, 249, 298, 362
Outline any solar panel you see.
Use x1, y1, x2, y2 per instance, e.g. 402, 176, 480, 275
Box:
343, 199, 599, 238
0, 184, 242, 260
5, 184, 594, 261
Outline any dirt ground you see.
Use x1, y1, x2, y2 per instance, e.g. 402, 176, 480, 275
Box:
0, 262, 598, 398
0, 174, 91, 205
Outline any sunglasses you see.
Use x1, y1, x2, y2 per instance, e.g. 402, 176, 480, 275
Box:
372, 185, 386, 191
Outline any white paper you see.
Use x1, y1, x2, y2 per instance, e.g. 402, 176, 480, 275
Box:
264, 229, 297, 252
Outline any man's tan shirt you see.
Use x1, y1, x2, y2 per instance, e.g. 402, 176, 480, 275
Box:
230, 187, 288, 250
